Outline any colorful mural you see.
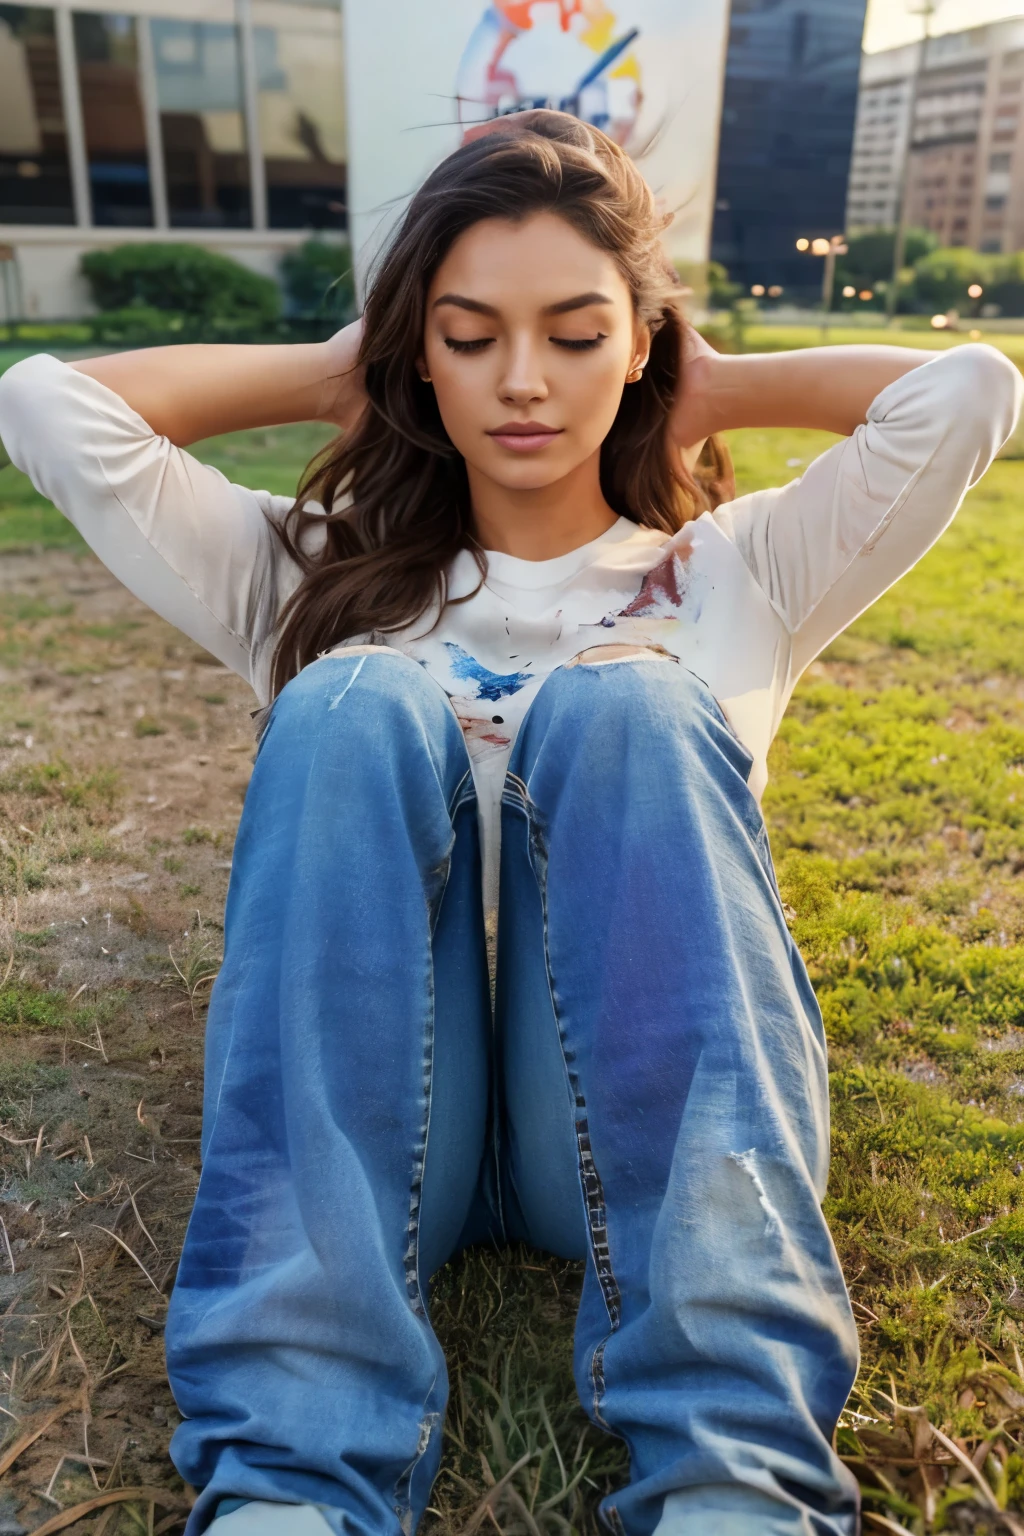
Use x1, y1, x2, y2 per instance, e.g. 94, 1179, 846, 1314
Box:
456, 0, 642, 147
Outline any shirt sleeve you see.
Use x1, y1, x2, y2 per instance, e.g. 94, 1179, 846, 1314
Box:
713, 343, 1023, 684
0, 352, 313, 695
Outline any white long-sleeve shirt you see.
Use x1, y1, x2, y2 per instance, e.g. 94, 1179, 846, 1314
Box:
1, 346, 1020, 916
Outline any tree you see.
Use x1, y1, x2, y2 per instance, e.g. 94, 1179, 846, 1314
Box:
984, 251, 1024, 318
835, 227, 938, 296
910, 248, 995, 312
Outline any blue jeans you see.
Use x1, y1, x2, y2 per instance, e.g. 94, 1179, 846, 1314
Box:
165, 651, 860, 1536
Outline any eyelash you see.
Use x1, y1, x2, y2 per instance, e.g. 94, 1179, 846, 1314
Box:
443, 334, 607, 353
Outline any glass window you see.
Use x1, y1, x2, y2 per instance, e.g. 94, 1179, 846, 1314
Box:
0, 5, 73, 224
151, 18, 250, 228
73, 12, 152, 226
252, 0, 345, 230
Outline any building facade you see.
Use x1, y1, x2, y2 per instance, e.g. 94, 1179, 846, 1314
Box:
0, 0, 347, 316
846, 19, 1024, 254
844, 41, 917, 230
1, 0, 732, 318
711, 0, 868, 300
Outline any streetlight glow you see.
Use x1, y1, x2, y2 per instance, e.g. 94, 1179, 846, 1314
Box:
931, 314, 949, 329
768, 285, 783, 298
859, 290, 874, 301
968, 283, 983, 299
751, 284, 765, 297
796, 238, 810, 251
842, 285, 856, 298
811, 238, 831, 256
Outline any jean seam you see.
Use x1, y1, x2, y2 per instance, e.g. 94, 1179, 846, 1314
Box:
392, 830, 453, 1527
519, 786, 622, 1425
448, 767, 476, 821
392, 1407, 442, 1536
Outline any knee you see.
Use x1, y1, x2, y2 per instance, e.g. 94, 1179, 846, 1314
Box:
545, 644, 705, 726
267, 647, 455, 751
521, 646, 715, 763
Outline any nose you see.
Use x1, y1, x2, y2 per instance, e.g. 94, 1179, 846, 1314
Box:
498, 332, 548, 407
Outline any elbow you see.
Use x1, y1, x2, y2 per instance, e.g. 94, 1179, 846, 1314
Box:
949, 343, 1023, 456
0, 353, 74, 476
0, 355, 47, 471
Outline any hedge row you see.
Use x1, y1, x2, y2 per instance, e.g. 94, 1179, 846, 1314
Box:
65, 239, 357, 336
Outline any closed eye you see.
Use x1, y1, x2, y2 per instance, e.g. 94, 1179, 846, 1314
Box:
444, 337, 494, 353
551, 335, 607, 351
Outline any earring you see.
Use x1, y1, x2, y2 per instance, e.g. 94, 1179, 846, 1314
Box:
626, 366, 644, 383
420, 372, 432, 383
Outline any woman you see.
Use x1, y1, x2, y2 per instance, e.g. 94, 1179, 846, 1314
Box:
0, 112, 1018, 1536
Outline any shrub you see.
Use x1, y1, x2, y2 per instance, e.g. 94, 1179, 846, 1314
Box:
280, 239, 355, 321
87, 305, 187, 345
81, 243, 281, 323
910, 247, 995, 313
984, 250, 1024, 318
709, 262, 742, 309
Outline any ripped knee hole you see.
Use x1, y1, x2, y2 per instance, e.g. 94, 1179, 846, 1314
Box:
566, 643, 678, 668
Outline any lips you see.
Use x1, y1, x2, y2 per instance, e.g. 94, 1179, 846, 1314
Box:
487, 421, 564, 453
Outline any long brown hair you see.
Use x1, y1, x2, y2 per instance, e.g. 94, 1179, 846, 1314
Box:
269, 109, 733, 697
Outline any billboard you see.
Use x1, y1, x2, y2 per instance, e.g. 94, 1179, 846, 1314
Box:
342, 0, 731, 291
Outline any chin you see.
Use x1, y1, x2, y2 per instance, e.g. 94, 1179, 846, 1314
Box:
477, 451, 583, 491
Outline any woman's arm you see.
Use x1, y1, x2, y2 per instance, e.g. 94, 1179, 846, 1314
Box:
70, 319, 364, 447
672, 332, 939, 446
709, 343, 1022, 683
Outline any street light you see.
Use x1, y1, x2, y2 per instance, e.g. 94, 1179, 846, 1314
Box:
887, 0, 944, 323
797, 234, 849, 337
968, 283, 983, 299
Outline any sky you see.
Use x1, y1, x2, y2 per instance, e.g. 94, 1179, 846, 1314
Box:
864, 0, 1024, 53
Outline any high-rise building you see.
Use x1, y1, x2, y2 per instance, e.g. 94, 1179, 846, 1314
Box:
845, 42, 917, 230
846, 19, 1024, 254
711, 0, 868, 301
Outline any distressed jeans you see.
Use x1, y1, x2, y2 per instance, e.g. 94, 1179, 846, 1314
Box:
165, 650, 861, 1536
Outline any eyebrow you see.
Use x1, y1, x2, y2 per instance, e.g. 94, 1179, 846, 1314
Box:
431, 290, 614, 317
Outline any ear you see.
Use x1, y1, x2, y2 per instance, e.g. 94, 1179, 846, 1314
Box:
631, 319, 652, 375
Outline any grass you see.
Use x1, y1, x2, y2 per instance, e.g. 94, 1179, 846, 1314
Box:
729, 322, 1024, 370
4, 343, 1024, 1529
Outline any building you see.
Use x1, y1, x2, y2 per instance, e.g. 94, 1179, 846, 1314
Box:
0, 0, 347, 316
711, 0, 868, 301
845, 42, 917, 230
1, 1, 732, 319
846, 19, 1024, 254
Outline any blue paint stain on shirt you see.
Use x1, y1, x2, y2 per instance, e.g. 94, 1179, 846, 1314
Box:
443, 642, 534, 702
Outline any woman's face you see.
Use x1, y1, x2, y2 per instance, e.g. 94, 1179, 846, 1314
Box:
420, 211, 648, 495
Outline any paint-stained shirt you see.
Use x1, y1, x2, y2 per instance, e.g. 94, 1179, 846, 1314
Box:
0, 346, 1020, 918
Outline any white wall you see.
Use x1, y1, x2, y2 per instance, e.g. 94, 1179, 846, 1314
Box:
342, 0, 731, 295
1, 227, 309, 320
